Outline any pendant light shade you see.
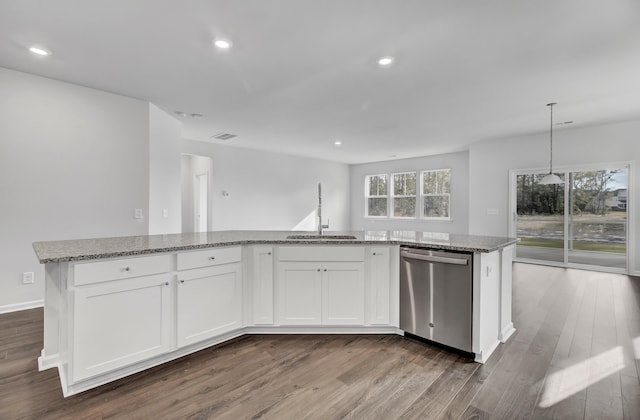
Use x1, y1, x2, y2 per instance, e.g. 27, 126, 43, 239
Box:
539, 173, 564, 185
539, 102, 564, 185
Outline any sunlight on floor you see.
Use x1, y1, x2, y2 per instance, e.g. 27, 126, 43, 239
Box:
538, 346, 625, 408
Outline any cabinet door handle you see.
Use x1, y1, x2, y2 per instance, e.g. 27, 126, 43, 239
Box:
323, 269, 327, 272
123, 266, 131, 272
164, 282, 170, 286
317, 268, 321, 272
180, 280, 185, 284
267, 252, 272, 255
372, 252, 376, 256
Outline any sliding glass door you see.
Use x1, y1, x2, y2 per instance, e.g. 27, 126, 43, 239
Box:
567, 169, 627, 269
511, 165, 628, 272
514, 173, 566, 263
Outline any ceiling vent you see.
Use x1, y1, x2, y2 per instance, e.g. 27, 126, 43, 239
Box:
211, 132, 237, 141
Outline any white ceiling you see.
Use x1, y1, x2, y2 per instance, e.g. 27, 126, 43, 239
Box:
1, 1, 639, 164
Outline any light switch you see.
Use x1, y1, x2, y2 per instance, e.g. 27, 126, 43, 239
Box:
162, 209, 168, 218
134, 209, 143, 219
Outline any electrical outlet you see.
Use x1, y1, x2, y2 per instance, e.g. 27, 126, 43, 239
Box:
134, 208, 143, 219
22, 272, 35, 284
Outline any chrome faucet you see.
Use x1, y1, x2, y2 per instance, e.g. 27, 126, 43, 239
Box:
317, 183, 329, 235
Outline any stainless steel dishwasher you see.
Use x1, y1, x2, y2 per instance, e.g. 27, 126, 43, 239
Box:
399, 247, 473, 353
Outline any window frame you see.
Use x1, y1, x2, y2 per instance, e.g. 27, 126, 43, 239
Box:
420, 168, 452, 220
364, 174, 389, 218
391, 171, 418, 219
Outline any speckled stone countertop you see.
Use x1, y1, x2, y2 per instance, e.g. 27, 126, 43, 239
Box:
32, 230, 518, 263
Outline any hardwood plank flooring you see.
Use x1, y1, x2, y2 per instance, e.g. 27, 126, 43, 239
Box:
1, 263, 639, 419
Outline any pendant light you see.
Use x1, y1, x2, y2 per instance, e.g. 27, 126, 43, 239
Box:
539, 102, 564, 185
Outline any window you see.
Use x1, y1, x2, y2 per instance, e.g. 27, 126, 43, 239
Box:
421, 169, 450, 219
392, 172, 417, 218
365, 174, 388, 217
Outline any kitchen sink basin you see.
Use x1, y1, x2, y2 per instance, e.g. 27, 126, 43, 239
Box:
286, 234, 358, 240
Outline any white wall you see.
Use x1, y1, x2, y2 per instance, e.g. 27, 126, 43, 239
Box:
181, 154, 214, 233
350, 152, 470, 233
0, 67, 150, 311
469, 118, 640, 273
182, 139, 351, 231
149, 103, 182, 234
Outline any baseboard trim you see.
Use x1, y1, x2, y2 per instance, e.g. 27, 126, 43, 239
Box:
499, 323, 516, 343
474, 339, 501, 364
245, 326, 400, 335
0, 299, 44, 314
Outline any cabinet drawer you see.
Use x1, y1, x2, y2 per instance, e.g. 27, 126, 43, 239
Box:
278, 246, 364, 262
177, 246, 242, 271
73, 254, 172, 286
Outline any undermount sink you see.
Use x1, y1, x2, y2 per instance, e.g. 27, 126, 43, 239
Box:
286, 234, 358, 240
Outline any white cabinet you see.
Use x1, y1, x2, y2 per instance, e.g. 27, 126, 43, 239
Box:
367, 247, 391, 325
251, 246, 274, 325
73, 254, 172, 286
277, 246, 366, 326
176, 264, 242, 347
278, 262, 323, 325
322, 263, 365, 325
177, 247, 242, 271
72, 274, 173, 382
473, 250, 501, 362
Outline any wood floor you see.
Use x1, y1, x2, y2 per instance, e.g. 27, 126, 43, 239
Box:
1, 263, 639, 419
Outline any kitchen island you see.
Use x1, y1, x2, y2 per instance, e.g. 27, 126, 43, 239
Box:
33, 230, 517, 396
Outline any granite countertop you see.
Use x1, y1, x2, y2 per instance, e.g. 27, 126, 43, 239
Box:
32, 230, 518, 263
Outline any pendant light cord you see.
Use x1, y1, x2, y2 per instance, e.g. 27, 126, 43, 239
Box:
547, 102, 556, 175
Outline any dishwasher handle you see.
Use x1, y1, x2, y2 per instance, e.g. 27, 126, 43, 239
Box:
401, 250, 469, 265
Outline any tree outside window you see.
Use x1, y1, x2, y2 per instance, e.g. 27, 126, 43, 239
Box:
422, 169, 450, 218
392, 172, 417, 218
365, 174, 388, 217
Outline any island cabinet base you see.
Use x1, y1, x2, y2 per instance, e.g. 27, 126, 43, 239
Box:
37, 242, 514, 397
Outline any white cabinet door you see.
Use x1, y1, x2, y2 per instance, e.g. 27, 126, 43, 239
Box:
278, 262, 322, 325
176, 264, 242, 348
473, 250, 500, 357
322, 262, 365, 325
367, 247, 391, 325
72, 274, 173, 382
251, 246, 274, 325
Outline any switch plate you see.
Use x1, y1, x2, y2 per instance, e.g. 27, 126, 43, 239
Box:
134, 208, 143, 219
22, 272, 34, 284
162, 209, 168, 218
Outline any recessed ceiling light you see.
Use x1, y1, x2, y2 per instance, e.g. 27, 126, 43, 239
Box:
213, 39, 232, 49
29, 46, 50, 56
378, 56, 394, 67
334, 140, 342, 146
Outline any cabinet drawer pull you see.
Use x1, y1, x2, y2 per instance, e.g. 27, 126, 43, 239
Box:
323, 269, 327, 272
180, 280, 185, 284
317, 268, 321, 272
209, 256, 216, 260
372, 252, 376, 256
267, 252, 272, 255
123, 266, 131, 272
